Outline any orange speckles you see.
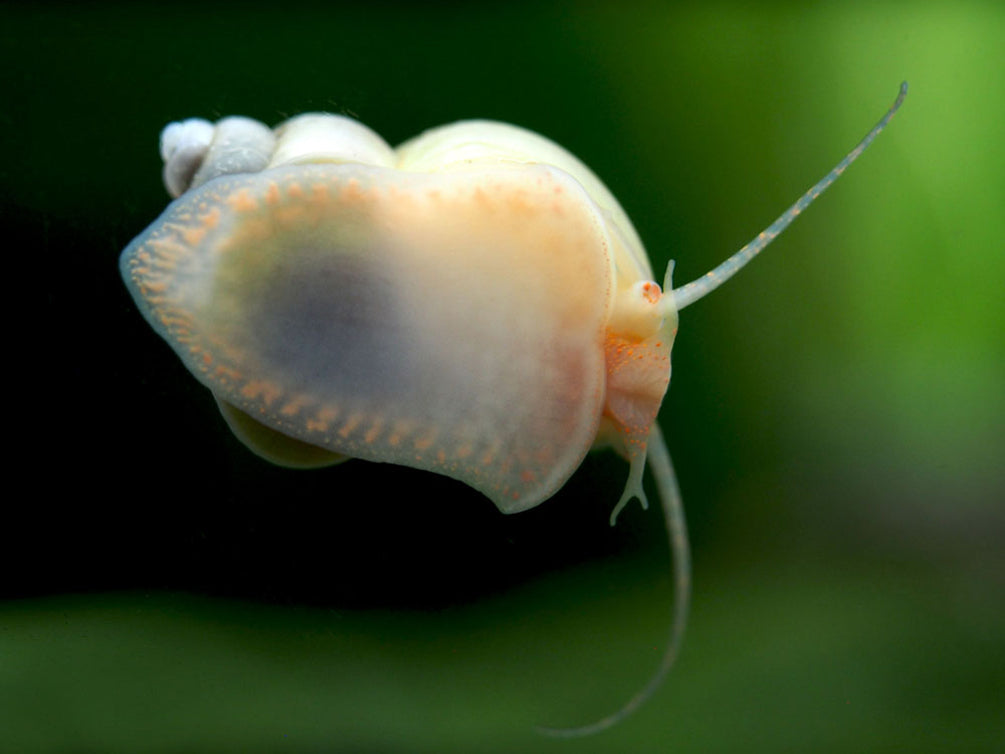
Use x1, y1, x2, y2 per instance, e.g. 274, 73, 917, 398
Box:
148, 238, 190, 261
387, 420, 414, 447
310, 182, 330, 204
158, 313, 192, 329
413, 430, 436, 452
503, 189, 537, 217
182, 226, 207, 246
364, 419, 383, 444
305, 417, 329, 432
240, 379, 283, 405
471, 186, 489, 208
199, 207, 221, 229
338, 178, 371, 206
384, 183, 403, 202
339, 413, 363, 438
149, 251, 185, 271
280, 394, 312, 416
213, 364, 242, 382
304, 406, 337, 432
265, 182, 281, 205
226, 188, 258, 213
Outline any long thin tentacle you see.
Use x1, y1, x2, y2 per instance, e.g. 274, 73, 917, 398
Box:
537, 423, 691, 737
671, 82, 907, 311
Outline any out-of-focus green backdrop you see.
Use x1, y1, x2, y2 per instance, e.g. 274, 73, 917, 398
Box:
3, 1, 1002, 752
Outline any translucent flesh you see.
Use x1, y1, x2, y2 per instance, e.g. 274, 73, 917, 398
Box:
121, 162, 614, 512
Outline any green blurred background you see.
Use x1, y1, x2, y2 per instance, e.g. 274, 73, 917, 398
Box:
3, 1, 1002, 751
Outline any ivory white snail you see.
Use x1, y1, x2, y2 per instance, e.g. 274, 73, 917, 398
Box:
121, 82, 907, 737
